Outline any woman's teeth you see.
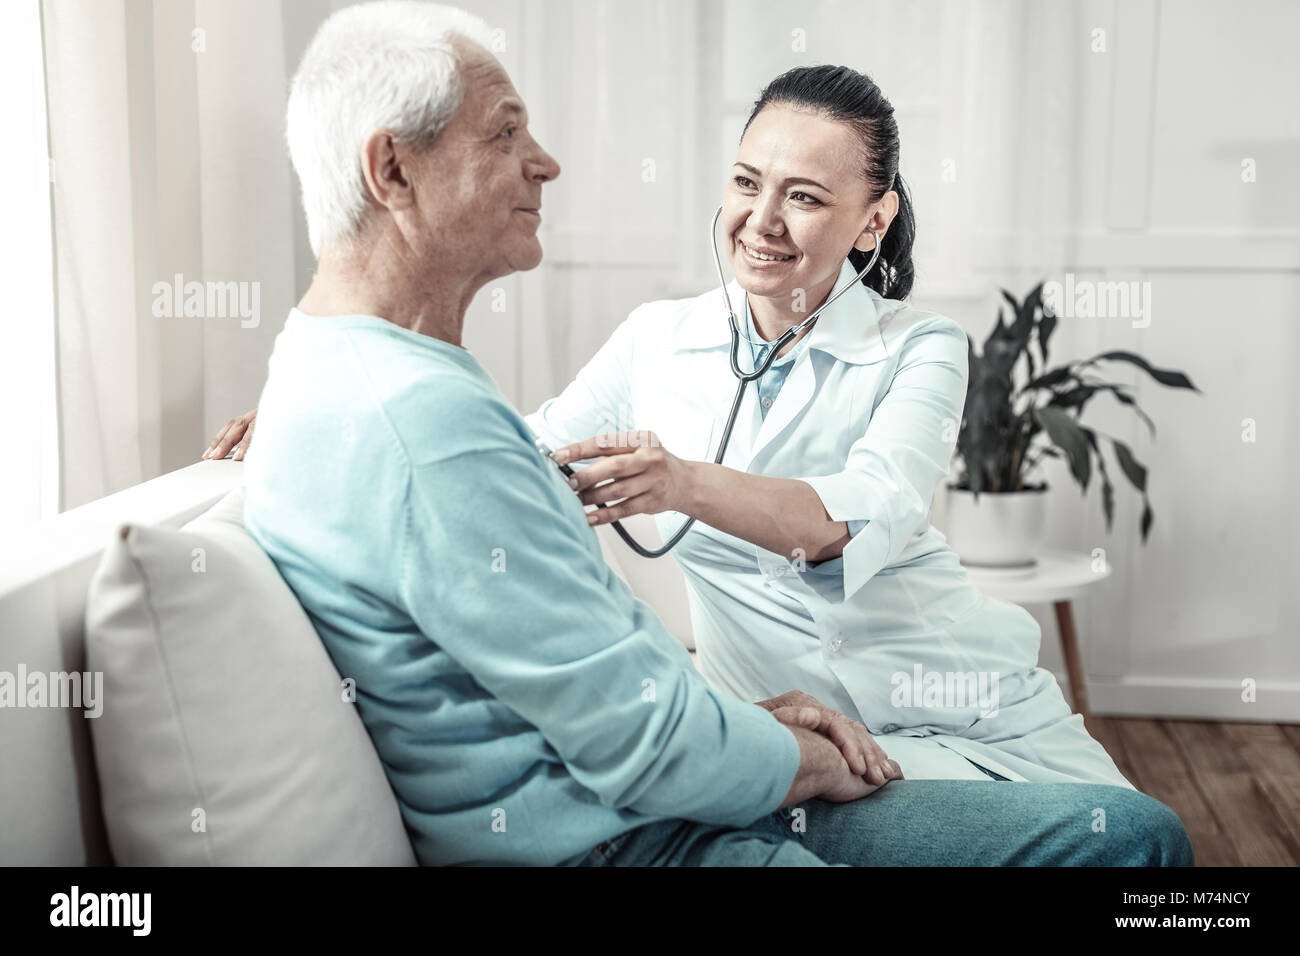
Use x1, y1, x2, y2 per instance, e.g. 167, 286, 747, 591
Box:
741, 241, 794, 262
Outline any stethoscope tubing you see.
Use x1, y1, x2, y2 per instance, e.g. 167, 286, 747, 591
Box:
566, 206, 883, 559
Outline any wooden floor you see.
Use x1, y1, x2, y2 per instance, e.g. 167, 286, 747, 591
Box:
1085, 716, 1300, 866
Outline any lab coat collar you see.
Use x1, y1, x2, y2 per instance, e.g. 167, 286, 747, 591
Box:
674, 257, 892, 366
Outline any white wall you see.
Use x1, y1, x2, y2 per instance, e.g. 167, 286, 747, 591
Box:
469, 0, 1300, 719
1023, 0, 1300, 720
73, 0, 1295, 719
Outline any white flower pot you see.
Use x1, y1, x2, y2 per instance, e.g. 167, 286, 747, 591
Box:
942, 485, 1048, 567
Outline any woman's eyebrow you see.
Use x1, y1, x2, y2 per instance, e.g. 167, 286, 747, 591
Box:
732, 162, 831, 193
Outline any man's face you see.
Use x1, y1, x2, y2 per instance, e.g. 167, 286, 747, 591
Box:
406, 40, 561, 283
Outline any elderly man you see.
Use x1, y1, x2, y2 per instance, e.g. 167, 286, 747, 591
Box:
243, 1, 1191, 867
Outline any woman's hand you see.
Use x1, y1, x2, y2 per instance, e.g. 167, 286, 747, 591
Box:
203, 409, 257, 461
552, 431, 696, 525
758, 690, 903, 787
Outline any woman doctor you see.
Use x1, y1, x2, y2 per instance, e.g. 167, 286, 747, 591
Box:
530, 65, 1131, 789
207, 64, 1131, 790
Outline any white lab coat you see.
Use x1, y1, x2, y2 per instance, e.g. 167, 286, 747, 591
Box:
526, 258, 1133, 787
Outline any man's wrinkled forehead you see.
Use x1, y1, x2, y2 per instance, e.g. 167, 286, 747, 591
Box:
451, 36, 527, 127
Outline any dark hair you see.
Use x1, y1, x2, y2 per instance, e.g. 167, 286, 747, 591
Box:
742, 64, 916, 300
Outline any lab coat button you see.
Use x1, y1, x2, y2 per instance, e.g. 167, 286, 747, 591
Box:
761, 396, 773, 408
829, 638, 844, 652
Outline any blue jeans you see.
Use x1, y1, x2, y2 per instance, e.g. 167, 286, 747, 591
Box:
578, 779, 1195, 867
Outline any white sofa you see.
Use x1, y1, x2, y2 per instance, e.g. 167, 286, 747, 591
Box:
0, 460, 696, 866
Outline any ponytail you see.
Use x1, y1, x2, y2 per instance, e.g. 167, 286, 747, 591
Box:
745, 65, 917, 300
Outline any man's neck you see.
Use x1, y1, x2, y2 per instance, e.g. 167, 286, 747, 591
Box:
297, 233, 484, 347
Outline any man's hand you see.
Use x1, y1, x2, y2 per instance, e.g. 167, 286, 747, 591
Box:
552, 431, 696, 525
780, 722, 888, 806
759, 690, 902, 787
204, 409, 257, 461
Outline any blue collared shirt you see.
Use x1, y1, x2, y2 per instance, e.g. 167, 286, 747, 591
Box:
245, 311, 800, 866
743, 296, 806, 421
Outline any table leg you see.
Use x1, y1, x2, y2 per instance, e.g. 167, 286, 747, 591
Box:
1052, 600, 1089, 716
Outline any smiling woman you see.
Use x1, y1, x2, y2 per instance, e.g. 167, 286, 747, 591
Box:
723, 65, 915, 335
524, 63, 1140, 791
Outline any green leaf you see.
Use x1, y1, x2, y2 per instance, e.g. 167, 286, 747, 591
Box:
1021, 366, 1074, 391
1091, 386, 1157, 438
1011, 282, 1043, 341
1101, 472, 1115, 530
1022, 338, 1037, 385
1084, 350, 1201, 392
1049, 384, 1100, 410
1000, 288, 1020, 319
1111, 438, 1148, 493
1034, 406, 1092, 490
984, 307, 1009, 352
983, 336, 1020, 379
1082, 428, 1115, 531
1038, 309, 1057, 367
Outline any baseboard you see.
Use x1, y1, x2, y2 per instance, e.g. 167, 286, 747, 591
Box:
1054, 672, 1300, 723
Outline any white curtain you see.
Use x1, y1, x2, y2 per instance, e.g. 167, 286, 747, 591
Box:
40, 0, 320, 511
0, 1, 58, 532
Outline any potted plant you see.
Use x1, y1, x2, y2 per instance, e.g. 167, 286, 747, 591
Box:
945, 283, 1200, 567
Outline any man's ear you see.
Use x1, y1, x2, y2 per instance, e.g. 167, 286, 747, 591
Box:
853, 189, 900, 253
359, 129, 416, 213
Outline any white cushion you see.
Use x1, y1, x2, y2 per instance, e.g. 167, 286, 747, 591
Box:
84, 488, 415, 865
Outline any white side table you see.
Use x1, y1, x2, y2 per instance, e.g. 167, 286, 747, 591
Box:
959, 548, 1111, 716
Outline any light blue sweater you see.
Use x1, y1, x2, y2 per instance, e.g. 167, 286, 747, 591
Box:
244, 311, 800, 865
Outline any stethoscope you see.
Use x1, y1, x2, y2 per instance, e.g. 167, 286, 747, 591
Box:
539, 205, 883, 558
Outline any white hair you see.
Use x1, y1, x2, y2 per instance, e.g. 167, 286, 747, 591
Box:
286, 1, 493, 256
